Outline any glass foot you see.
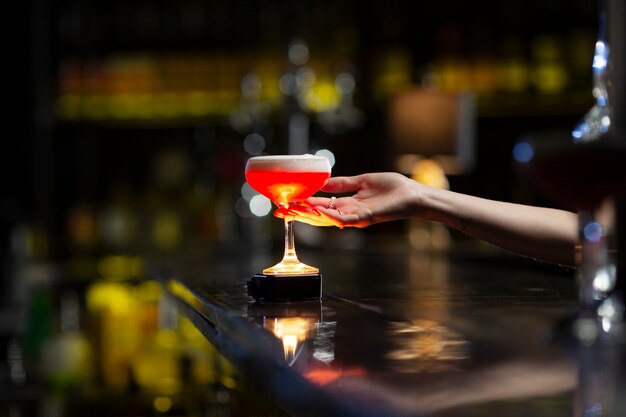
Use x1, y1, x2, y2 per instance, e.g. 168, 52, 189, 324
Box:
263, 260, 319, 276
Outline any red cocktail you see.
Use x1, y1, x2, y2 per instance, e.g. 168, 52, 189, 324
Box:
246, 170, 330, 205
245, 155, 331, 275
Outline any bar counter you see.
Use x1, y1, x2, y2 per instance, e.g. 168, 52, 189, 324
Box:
163, 236, 626, 417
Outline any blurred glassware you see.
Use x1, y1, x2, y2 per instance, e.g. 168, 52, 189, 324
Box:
569, 0, 623, 344
571, 0, 612, 143
514, 0, 625, 345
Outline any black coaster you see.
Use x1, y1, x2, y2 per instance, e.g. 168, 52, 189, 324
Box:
247, 273, 322, 302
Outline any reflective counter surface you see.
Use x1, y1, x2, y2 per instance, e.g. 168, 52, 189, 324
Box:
163, 239, 626, 417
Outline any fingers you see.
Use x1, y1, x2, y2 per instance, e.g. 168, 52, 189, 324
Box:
273, 204, 364, 228
315, 206, 364, 228
303, 197, 366, 227
273, 205, 344, 228
320, 176, 364, 194
306, 196, 331, 207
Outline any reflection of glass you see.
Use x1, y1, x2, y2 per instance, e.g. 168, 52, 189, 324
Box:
245, 155, 331, 275
264, 317, 318, 363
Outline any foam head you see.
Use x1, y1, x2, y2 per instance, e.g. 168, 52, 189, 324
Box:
246, 154, 331, 172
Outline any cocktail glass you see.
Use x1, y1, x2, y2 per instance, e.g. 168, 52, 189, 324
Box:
245, 154, 331, 275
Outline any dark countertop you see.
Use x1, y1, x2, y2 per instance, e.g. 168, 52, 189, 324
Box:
163, 238, 626, 417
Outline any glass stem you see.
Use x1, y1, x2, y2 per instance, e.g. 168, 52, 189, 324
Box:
283, 215, 299, 265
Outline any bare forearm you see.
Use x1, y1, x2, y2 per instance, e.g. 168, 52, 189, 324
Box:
421, 186, 578, 266
299, 172, 579, 265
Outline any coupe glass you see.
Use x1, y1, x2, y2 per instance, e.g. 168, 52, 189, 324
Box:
245, 154, 331, 275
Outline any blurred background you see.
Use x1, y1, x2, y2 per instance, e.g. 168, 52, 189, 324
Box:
2, 0, 598, 415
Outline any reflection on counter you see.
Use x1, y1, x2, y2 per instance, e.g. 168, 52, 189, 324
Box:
244, 298, 579, 416
264, 317, 318, 364
248, 301, 332, 367
386, 319, 468, 373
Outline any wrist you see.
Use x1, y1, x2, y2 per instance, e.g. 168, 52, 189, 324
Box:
418, 185, 449, 224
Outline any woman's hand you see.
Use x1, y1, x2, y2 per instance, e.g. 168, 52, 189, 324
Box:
274, 172, 423, 228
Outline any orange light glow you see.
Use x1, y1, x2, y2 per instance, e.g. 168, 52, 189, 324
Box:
386, 319, 468, 373
304, 367, 367, 386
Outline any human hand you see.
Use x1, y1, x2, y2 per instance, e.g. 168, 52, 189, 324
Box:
273, 204, 345, 228
275, 172, 423, 228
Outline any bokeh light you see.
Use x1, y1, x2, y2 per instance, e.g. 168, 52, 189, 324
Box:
249, 195, 272, 217
241, 182, 257, 202
288, 39, 310, 66
243, 133, 266, 155
335, 72, 356, 95
315, 149, 336, 168
583, 221, 603, 243
512, 141, 533, 163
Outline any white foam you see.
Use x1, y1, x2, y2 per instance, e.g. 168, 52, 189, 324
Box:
246, 154, 330, 172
